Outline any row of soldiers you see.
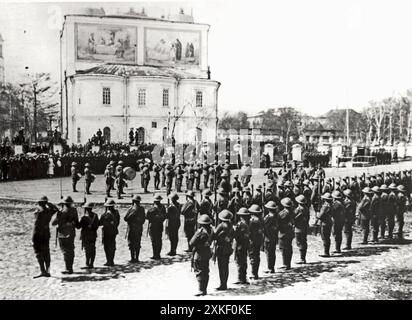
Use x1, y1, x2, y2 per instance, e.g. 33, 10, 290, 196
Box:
32, 166, 410, 296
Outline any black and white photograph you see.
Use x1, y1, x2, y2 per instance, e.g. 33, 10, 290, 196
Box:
0, 0, 411, 303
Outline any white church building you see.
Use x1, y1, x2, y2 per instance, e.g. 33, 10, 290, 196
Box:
60, 10, 220, 145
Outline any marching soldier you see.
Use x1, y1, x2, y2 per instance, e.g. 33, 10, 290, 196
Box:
124, 195, 146, 263
175, 163, 184, 192
32, 196, 58, 278
79, 202, 99, 269
213, 210, 235, 290
263, 201, 279, 273
370, 186, 382, 243
317, 192, 333, 257
294, 195, 309, 264
100, 199, 120, 266
278, 198, 294, 270
84, 163, 94, 195
199, 189, 213, 219
166, 192, 181, 256
387, 183, 398, 239
146, 194, 167, 260
52, 196, 79, 274
233, 207, 251, 285
342, 189, 356, 250
181, 191, 199, 252
248, 204, 264, 279
357, 187, 373, 244
190, 214, 214, 296
71, 162, 80, 192
331, 191, 345, 253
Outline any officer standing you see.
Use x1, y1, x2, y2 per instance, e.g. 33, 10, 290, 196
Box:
317, 193, 333, 257
213, 209, 235, 290
71, 162, 80, 192
342, 189, 356, 250
52, 196, 79, 274
181, 191, 199, 252
32, 196, 58, 278
190, 214, 214, 296
294, 195, 309, 264
79, 202, 99, 269
124, 195, 146, 263
233, 207, 251, 284
100, 199, 120, 266
166, 192, 181, 256
278, 198, 294, 270
263, 201, 279, 273
146, 194, 167, 260
248, 204, 264, 279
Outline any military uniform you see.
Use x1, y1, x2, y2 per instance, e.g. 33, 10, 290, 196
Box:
370, 191, 381, 243
294, 198, 309, 263
100, 202, 120, 266
84, 166, 93, 194
146, 199, 166, 259
175, 165, 184, 192
115, 165, 126, 199
213, 211, 234, 290
181, 195, 199, 251
248, 205, 264, 279
199, 196, 213, 220
79, 204, 100, 268
357, 193, 372, 244
32, 200, 58, 277
166, 197, 181, 256
278, 201, 294, 269
190, 217, 213, 296
71, 164, 80, 192
317, 197, 332, 257
153, 164, 161, 190
124, 201, 145, 262
343, 193, 356, 249
379, 188, 389, 239
397, 189, 408, 239
52, 200, 79, 274
331, 195, 345, 252
165, 165, 174, 195
142, 166, 151, 193
263, 203, 278, 272
104, 166, 114, 197
387, 189, 398, 238
233, 209, 250, 284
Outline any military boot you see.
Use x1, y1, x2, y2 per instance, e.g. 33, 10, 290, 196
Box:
296, 249, 306, 264
319, 244, 330, 257
34, 258, 47, 278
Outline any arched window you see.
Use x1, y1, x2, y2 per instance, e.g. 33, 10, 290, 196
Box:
103, 127, 111, 144
137, 127, 145, 145
77, 128, 81, 143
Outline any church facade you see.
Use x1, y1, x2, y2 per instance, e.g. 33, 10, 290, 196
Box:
60, 12, 220, 145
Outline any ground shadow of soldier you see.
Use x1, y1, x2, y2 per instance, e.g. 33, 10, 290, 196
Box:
209, 259, 361, 297
60, 253, 191, 283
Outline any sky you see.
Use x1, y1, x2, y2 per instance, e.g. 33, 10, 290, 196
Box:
1, 0, 412, 116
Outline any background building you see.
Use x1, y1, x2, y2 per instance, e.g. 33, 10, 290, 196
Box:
61, 10, 220, 145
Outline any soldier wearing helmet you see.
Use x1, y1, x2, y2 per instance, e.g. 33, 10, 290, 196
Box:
330, 191, 345, 253
124, 195, 146, 263
379, 184, 389, 239
263, 201, 279, 273
233, 208, 251, 284
228, 188, 243, 222
317, 193, 333, 257
342, 189, 356, 250
52, 196, 79, 274
212, 210, 235, 291
70, 161, 81, 192
294, 195, 309, 264
79, 202, 99, 269
370, 186, 382, 243
182, 191, 200, 252
104, 164, 114, 198
146, 194, 167, 260
278, 198, 294, 270
213, 188, 229, 227
396, 185, 408, 239
84, 163, 94, 195
387, 184, 398, 239
166, 193, 181, 256
32, 196, 59, 278
199, 189, 213, 219
189, 214, 214, 296
357, 187, 373, 244
248, 204, 264, 279
100, 199, 120, 266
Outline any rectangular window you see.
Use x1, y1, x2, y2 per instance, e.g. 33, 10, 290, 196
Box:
152, 121, 157, 128
102, 87, 111, 105
138, 89, 146, 106
196, 90, 203, 108
162, 89, 169, 107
